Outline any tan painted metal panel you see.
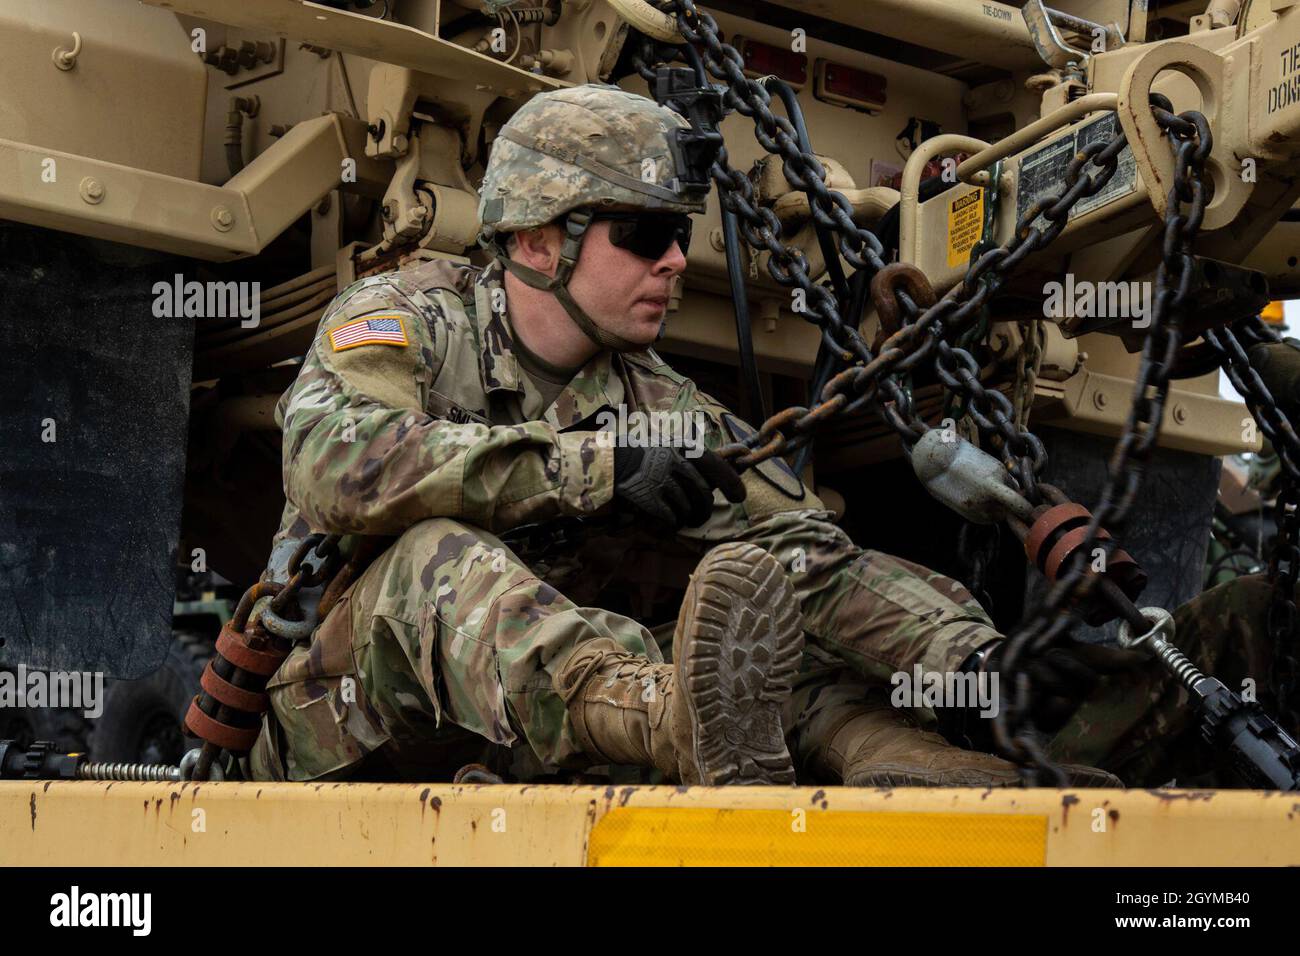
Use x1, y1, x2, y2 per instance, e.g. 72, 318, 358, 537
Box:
0, 0, 206, 181
139, 0, 562, 98
0, 114, 383, 261
759, 0, 1043, 70
0, 138, 255, 260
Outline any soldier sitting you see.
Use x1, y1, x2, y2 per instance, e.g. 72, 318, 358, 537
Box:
248, 83, 1118, 788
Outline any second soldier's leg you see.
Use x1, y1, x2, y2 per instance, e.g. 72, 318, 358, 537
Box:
784, 647, 1120, 787
687, 501, 1003, 710
785, 647, 1020, 786
1049, 573, 1290, 786
680, 404, 1003, 694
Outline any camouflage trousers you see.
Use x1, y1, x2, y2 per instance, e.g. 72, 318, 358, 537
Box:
250, 507, 1293, 785
248, 503, 1006, 781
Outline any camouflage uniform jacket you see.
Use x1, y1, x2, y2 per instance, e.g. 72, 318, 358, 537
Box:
270, 256, 717, 555
267, 255, 998, 707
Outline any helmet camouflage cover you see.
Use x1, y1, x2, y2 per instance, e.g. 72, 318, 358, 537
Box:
478, 82, 707, 241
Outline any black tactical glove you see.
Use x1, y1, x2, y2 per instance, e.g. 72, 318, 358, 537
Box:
612, 445, 746, 530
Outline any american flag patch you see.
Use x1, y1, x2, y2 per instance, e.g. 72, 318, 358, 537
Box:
328, 315, 409, 352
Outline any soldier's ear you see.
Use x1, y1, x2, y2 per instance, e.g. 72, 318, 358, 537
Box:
512, 225, 562, 275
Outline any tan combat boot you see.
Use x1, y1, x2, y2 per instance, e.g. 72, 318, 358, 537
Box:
811, 703, 1123, 788
556, 542, 803, 784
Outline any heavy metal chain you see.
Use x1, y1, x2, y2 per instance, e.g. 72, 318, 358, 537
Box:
189, 531, 342, 781
992, 107, 1210, 782
635, 6, 1212, 780
1012, 320, 1045, 433
656, 0, 1127, 504
1204, 315, 1300, 726
635, 9, 928, 450
670, 2, 889, 275
1208, 318, 1300, 478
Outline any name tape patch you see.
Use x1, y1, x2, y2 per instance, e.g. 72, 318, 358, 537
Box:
328, 315, 409, 352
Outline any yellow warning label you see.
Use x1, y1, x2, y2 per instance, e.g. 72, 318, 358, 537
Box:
947, 188, 985, 268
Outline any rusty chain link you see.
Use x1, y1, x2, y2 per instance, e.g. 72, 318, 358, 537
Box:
1012, 320, 1045, 433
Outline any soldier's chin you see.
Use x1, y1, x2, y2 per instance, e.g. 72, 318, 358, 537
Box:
631, 298, 668, 319
621, 310, 666, 344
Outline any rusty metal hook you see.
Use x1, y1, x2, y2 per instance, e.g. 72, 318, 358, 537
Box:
869, 262, 937, 350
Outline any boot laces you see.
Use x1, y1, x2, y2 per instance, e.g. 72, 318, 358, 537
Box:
558, 646, 669, 704
602, 655, 670, 697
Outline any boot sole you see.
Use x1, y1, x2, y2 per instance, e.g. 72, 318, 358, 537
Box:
847, 763, 1122, 788
848, 766, 1024, 788
677, 543, 803, 786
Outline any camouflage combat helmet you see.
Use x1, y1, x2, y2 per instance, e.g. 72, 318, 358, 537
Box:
478, 82, 708, 352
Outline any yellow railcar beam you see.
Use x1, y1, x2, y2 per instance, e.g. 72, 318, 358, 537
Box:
3, 782, 1298, 866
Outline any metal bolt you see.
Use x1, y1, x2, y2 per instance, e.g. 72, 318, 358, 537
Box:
211, 206, 235, 231
1092, 390, 1108, 410
79, 177, 105, 204
709, 227, 725, 252
1172, 404, 1188, 425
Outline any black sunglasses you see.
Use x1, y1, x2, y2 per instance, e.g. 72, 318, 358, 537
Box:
591, 211, 693, 260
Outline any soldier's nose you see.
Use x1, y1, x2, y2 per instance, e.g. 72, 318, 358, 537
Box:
654, 241, 688, 277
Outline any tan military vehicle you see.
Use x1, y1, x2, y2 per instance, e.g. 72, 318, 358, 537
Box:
4, 0, 1300, 865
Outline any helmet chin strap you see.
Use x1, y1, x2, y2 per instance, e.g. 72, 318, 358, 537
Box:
494, 208, 644, 354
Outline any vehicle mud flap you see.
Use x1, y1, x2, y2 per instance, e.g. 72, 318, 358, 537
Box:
0, 224, 191, 677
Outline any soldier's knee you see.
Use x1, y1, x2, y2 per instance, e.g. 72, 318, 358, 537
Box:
363, 519, 538, 615
398, 516, 493, 548
749, 510, 859, 586
397, 517, 523, 570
